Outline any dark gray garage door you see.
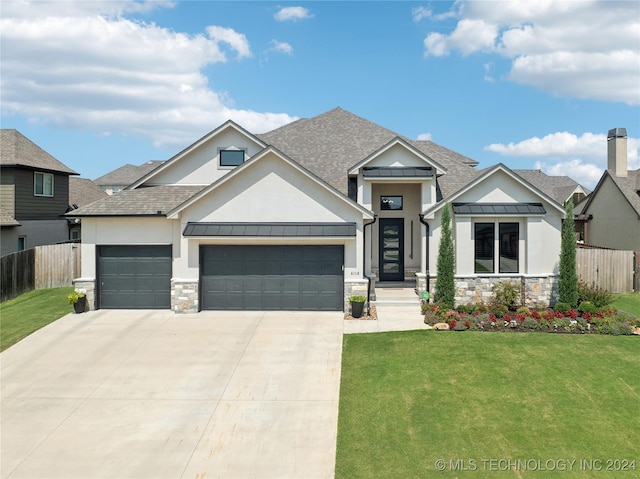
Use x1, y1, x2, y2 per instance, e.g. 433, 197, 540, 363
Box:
201, 245, 343, 311
98, 245, 171, 309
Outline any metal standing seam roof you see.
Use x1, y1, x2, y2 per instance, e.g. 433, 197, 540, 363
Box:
183, 222, 357, 237
452, 203, 547, 215
362, 167, 433, 178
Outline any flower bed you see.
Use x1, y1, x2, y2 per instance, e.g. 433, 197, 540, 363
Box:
423, 302, 640, 335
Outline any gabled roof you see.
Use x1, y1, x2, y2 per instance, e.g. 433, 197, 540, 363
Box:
423, 163, 565, 218
127, 120, 267, 190
0, 129, 78, 175
167, 145, 374, 219
513, 169, 589, 205
258, 107, 476, 195
94, 161, 164, 187
67, 185, 206, 217
348, 136, 447, 176
69, 178, 108, 208
581, 169, 640, 218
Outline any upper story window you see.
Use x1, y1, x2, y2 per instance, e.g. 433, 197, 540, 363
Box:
34, 172, 53, 197
381, 196, 403, 210
219, 149, 245, 167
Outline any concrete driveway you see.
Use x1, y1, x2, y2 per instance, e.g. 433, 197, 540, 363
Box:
1, 309, 343, 479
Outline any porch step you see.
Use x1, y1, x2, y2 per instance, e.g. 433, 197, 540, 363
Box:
372, 287, 420, 306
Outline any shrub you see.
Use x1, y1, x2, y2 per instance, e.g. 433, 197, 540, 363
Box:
558, 200, 578, 306
578, 301, 597, 314
516, 307, 531, 315
488, 302, 508, 318
436, 203, 455, 310
554, 302, 571, 313
522, 317, 540, 330
491, 281, 521, 310
578, 281, 614, 308
456, 303, 474, 314
473, 303, 488, 314
349, 295, 366, 303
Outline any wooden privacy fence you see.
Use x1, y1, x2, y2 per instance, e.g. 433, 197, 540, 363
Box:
1, 243, 80, 302
576, 248, 635, 294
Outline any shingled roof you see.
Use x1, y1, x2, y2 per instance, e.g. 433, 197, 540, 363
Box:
69, 178, 108, 208
94, 161, 164, 187
0, 129, 78, 175
68, 185, 206, 216
513, 169, 589, 205
258, 107, 478, 197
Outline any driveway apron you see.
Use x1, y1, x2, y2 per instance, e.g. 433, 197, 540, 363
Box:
1, 309, 343, 479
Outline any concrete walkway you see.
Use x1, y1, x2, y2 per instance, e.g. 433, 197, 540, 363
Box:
343, 287, 430, 334
1, 310, 343, 479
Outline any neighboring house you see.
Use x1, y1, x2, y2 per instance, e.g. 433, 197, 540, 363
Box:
0, 129, 78, 255
94, 160, 164, 194
69, 108, 569, 312
67, 177, 109, 240
576, 128, 640, 251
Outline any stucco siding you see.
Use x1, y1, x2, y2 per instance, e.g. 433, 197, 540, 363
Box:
585, 176, 640, 250
148, 128, 264, 186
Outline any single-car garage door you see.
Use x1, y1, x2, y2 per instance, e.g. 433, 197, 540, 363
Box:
201, 245, 343, 311
98, 245, 171, 309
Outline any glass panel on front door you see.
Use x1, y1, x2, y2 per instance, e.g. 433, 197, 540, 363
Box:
379, 218, 404, 281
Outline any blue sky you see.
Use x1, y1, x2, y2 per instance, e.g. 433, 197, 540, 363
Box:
1, 1, 639, 188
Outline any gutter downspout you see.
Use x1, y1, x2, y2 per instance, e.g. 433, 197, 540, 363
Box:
418, 214, 430, 292
363, 215, 378, 315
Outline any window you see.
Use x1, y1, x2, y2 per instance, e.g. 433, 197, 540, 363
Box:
34, 172, 53, 196
219, 149, 245, 167
18, 236, 26, 251
380, 196, 403, 210
474, 222, 519, 273
499, 223, 519, 273
474, 223, 494, 273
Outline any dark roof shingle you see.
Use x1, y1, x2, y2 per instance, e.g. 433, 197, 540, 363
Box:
0, 129, 77, 175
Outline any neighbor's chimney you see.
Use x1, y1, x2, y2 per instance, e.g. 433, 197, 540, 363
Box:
607, 127, 627, 178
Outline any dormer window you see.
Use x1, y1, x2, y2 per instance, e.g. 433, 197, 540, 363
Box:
219, 148, 245, 167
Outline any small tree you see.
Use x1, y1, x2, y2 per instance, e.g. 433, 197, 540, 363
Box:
436, 202, 455, 309
558, 199, 578, 307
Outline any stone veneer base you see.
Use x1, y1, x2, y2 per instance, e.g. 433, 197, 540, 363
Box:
172, 280, 199, 314
416, 274, 559, 308
72, 279, 96, 311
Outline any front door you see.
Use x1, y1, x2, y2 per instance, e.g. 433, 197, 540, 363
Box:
379, 218, 404, 281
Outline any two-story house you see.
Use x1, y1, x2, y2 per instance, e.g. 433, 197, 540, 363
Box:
69, 108, 571, 312
1, 129, 78, 255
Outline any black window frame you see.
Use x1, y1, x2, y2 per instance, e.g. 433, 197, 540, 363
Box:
219, 149, 246, 167
380, 195, 403, 210
474, 222, 495, 273
499, 222, 519, 273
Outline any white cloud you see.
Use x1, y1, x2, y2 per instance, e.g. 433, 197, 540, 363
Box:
416, 132, 432, 141
269, 40, 293, 55
0, 2, 296, 148
206, 26, 252, 59
422, 1, 640, 104
412, 6, 432, 22
533, 159, 604, 189
486, 131, 640, 188
274, 6, 312, 22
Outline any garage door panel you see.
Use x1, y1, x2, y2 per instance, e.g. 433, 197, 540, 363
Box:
201, 246, 343, 311
98, 245, 171, 309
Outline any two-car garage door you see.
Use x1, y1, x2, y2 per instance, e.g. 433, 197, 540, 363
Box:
201, 245, 344, 311
97, 244, 344, 311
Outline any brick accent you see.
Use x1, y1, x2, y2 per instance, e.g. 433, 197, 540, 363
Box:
172, 280, 199, 314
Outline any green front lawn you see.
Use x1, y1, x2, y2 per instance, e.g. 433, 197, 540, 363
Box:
0, 287, 74, 352
336, 331, 639, 478
613, 293, 640, 317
